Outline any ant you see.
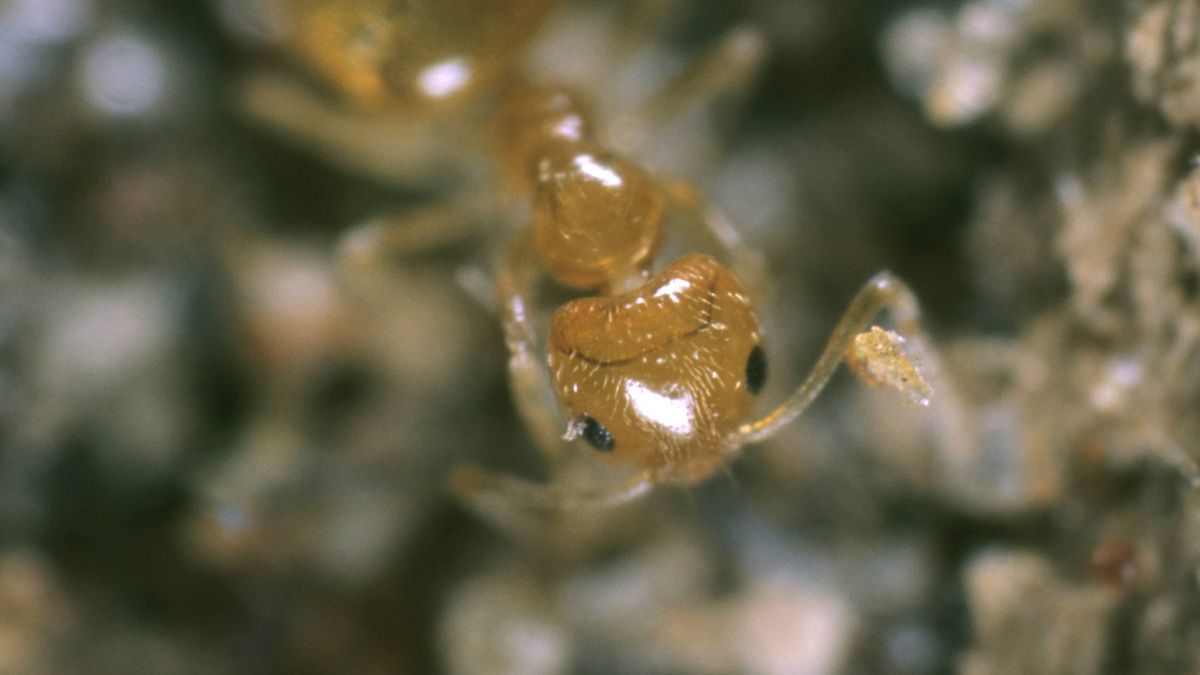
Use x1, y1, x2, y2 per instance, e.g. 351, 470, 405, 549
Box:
238, 0, 941, 517
450, 83, 937, 513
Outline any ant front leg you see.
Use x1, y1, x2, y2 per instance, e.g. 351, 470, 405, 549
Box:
494, 235, 570, 465
449, 463, 658, 542
451, 465, 658, 514
452, 237, 665, 527
738, 271, 956, 443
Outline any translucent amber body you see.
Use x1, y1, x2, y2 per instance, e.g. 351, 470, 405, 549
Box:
530, 143, 665, 289
548, 254, 762, 482
274, 0, 558, 109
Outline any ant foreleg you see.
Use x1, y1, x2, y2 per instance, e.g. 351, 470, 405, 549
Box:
496, 236, 572, 465
450, 465, 657, 514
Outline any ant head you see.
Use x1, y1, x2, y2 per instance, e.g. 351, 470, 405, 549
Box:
530, 143, 665, 290
548, 254, 765, 481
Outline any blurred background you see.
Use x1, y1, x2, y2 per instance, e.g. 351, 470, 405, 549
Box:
1, 0, 1198, 673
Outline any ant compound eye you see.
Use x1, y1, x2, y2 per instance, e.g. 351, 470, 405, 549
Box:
746, 345, 767, 395
579, 415, 615, 452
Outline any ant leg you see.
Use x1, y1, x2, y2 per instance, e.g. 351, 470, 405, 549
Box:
237, 69, 473, 185
738, 271, 959, 443
451, 465, 657, 513
452, 239, 659, 525
640, 25, 766, 122
610, 25, 766, 149
336, 198, 491, 291
449, 466, 657, 542
661, 178, 767, 296
496, 236, 571, 465
609, 0, 680, 57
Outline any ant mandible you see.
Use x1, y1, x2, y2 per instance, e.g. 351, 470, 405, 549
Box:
244, 0, 939, 516
450, 84, 936, 514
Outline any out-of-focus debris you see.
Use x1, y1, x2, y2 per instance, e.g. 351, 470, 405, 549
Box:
441, 566, 572, 675
960, 550, 1116, 675
845, 326, 932, 406
1128, 0, 1200, 130
0, 550, 73, 674
881, 0, 1104, 135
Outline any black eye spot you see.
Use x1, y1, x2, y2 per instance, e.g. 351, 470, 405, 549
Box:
580, 416, 614, 452
746, 345, 767, 395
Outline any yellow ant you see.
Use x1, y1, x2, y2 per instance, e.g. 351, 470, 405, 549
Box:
451, 83, 936, 513
242, 0, 939, 517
